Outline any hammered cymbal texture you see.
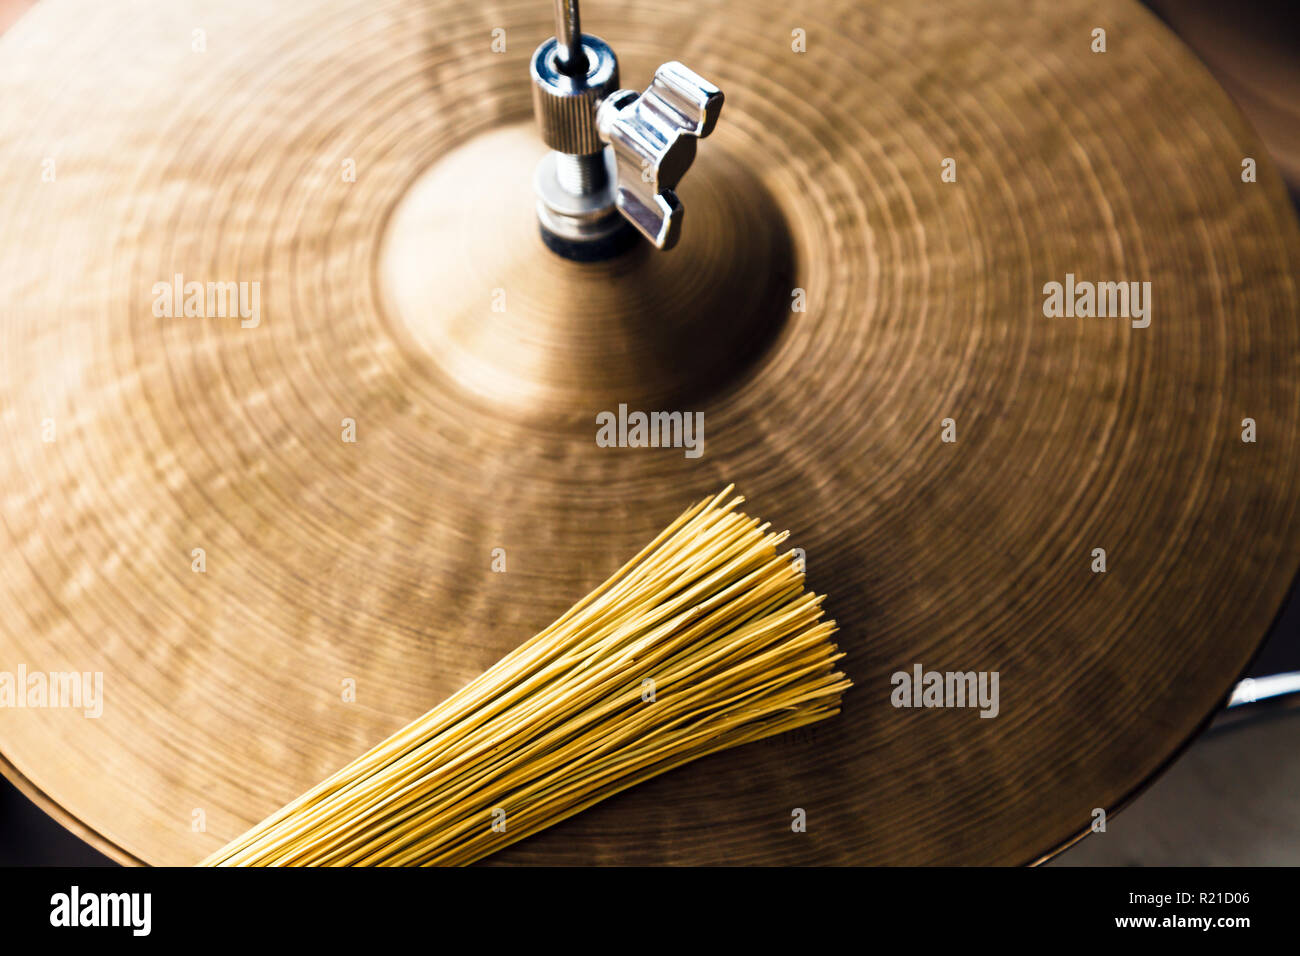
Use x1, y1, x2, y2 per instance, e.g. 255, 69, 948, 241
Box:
0, 0, 1297, 866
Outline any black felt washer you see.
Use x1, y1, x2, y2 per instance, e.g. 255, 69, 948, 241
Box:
539, 221, 641, 262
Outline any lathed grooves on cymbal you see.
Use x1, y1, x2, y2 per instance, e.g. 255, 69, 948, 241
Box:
0, 0, 1297, 866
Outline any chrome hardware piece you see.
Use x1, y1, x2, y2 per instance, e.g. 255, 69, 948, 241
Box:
596, 63, 723, 251
530, 0, 724, 260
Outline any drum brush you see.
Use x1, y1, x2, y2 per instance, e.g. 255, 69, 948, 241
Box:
202, 488, 850, 865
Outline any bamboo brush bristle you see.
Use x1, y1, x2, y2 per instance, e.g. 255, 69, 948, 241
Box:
201, 486, 851, 866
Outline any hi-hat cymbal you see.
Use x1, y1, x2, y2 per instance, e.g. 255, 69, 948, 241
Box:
0, 0, 1297, 866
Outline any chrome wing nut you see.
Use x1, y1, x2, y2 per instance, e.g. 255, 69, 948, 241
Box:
596, 62, 724, 250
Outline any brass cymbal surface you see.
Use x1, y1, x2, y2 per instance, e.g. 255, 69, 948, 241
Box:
0, 0, 1297, 865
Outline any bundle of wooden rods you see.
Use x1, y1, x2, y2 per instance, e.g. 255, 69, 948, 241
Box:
202, 487, 850, 865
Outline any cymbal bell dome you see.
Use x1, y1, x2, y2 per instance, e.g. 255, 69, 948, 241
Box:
379, 125, 794, 417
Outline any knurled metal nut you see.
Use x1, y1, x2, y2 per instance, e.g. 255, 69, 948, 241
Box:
530, 35, 620, 155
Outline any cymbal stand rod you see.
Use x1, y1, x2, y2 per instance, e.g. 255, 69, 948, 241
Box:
553, 0, 587, 74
